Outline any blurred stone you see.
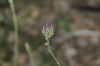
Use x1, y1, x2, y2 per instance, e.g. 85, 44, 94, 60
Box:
77, 40, 88, 48
77, 37, 88, 47
64, 47, 77, 57
90, 36, 99, 45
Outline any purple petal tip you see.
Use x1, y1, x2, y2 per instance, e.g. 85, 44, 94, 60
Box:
45, 22, 50, 30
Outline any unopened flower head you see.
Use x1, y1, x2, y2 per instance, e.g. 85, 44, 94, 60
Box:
42, 22, 54, 40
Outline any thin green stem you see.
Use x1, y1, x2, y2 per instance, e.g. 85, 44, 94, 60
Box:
8, 0, 18, 66
25, 42, 35, 66
46, 40, 61, 66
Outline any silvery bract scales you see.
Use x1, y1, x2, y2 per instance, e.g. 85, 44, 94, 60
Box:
42, 22, 54, 40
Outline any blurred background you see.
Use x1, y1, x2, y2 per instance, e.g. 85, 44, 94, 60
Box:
0, 0, 100, 66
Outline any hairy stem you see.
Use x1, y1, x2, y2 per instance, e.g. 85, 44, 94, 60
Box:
46, 40, 61, 66
8, 0, 18, 66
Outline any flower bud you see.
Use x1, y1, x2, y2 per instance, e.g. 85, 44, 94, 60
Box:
42, 22, 54, 40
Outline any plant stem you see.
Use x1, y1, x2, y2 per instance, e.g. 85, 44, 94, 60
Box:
25, 42, 35, 66
46, 40, 61, 66
8, 0, 18, 66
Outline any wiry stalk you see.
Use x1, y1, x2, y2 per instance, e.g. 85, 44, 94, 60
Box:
46, 40, 61, 66
8, 0, 18, 66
